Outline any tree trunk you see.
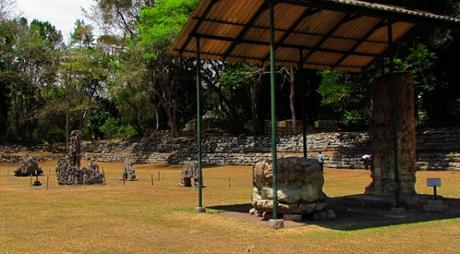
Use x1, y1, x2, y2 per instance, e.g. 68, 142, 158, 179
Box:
289, 66, 297, 133
65, 106, 69, 152
155, 109, 160, 131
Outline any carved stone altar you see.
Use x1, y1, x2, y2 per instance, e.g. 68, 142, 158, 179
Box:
251, 157, 329, 216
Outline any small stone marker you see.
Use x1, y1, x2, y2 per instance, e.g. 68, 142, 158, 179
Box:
195, 207, 206, 213
269, 219, 284, 230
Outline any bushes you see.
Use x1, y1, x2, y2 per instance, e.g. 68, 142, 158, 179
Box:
99, 117, 138, 139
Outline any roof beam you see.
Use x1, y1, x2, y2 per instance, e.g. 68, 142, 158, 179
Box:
261, 7, 322, 63
332, 19, 388, 69
302, 13, 359, 63
178, 0, 220, 55
191, 16, 388, 44
176, 49, 364, 70
222, 1, 272, 61
278, 0, 460, 30
190, 33, 379, 57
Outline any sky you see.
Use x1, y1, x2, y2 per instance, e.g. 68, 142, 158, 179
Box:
16, 0, 95, 41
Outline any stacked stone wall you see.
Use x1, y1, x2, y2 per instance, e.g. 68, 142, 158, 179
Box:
1, 128, 459, 170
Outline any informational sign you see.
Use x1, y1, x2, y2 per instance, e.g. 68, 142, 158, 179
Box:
427, 178, 442, 187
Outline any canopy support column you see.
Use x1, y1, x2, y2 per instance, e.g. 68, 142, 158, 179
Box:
387, 19, 401, 207
195, 35, 205, 212
268, 0, 279, 220
299, 49, 307, 159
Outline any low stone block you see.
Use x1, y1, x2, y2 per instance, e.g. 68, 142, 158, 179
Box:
269, 219, 284, 230
195, 207, 206, 213
283, 214, 302, 221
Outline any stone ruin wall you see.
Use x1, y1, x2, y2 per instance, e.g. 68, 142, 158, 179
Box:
0, 128, 459, 170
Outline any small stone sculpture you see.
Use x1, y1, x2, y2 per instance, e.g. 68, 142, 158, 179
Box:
14, 157, 43, 176
56, 130, 104, 185
180, 161, 199, 187
122, 159, 137, 181
251, 157, 332, 218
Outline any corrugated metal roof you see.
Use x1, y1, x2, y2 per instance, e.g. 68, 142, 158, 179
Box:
171, 0, 460, 72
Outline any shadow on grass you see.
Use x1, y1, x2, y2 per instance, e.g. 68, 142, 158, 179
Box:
206, 194, 460, 231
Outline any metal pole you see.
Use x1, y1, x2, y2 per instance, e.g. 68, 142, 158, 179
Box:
299, 49, 307, 159
268, 0, 278, 219
196, 35, 204, 209
387, 19, 401, 207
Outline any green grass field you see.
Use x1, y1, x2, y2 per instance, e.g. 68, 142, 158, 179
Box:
0, 161, 459, 253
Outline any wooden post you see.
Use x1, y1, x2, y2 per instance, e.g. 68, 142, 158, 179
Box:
46, 176, 49, 190
228, 177, 231, 187
102, 168, 106, 183
158, 170, 160, 181
151, 174, 154, 186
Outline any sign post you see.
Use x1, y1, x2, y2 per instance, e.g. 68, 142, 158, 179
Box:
427, 178, 441, 200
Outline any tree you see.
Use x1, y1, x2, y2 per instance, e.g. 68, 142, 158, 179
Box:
0, 0, 17, 20
0, 18, 62, 141
138, 0, 198, 136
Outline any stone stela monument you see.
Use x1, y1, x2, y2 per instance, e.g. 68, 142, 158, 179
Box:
180, 161, 199, 187
251, 157, 333, 219
56, 130, 104, 185
14, 157, 43, 177
366, 73, 417, 197
122, 159, 137, 181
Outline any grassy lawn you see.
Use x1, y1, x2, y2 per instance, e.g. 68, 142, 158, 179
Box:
0, 161, 459, 254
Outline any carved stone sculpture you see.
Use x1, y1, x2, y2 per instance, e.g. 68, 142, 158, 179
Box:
366, 73, 416, 196
14, 157, 43, 176
180, 161, 199, 187
56, 130, 104, 185
252, 157, 329, 216
122, 159, 137, 181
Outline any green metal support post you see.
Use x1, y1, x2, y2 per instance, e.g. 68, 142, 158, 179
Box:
195, 35, 204, 210
268, 0, 278, 219
387, 19, 401, 207
299, 49, 307, 159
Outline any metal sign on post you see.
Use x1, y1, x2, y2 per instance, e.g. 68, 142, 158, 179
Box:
427, 178, 442, 200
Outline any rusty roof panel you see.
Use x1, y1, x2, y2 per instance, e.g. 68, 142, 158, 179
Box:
334, 16, 382, 39
172, 0, 460, 72
340, 55, 374, 67
307, 51, 343, 65
284, 33, 322, 47
321, 37, 356, 51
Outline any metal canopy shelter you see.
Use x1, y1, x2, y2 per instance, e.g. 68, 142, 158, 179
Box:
171, 0, 460, 219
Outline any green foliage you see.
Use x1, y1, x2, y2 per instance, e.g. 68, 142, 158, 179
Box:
317, 71, 369, 126
138, 0, 198, 58
99, 117, 137, 138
